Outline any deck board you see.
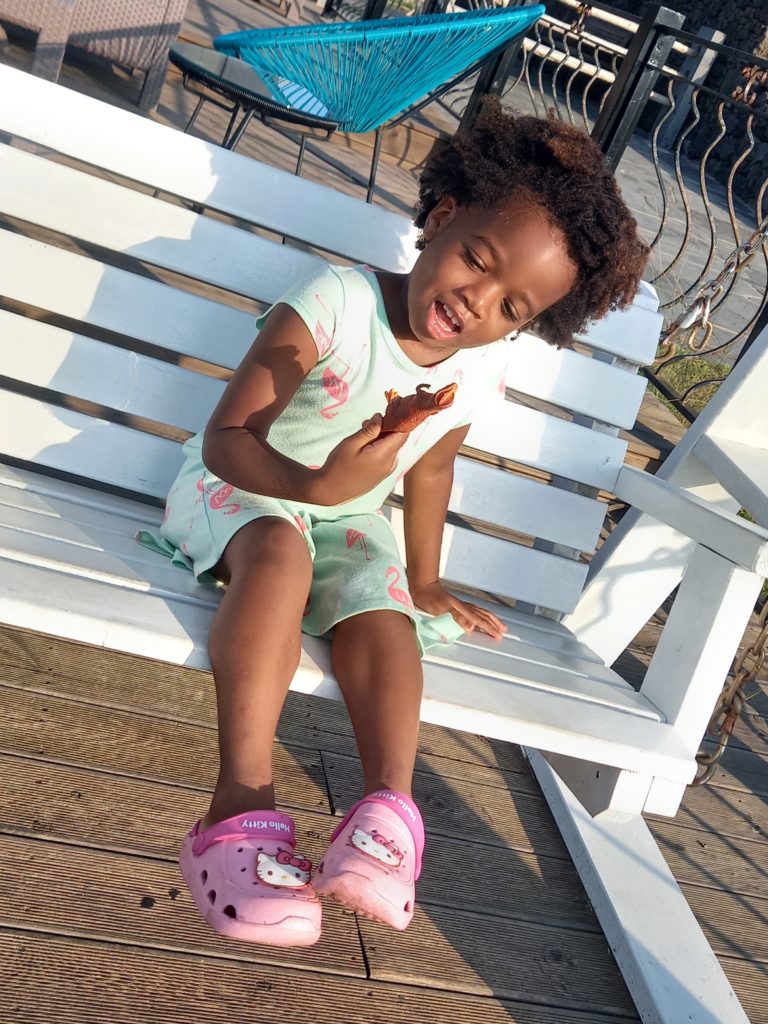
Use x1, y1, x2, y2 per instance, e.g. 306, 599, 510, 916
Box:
0, 931, 637, 1024
0, 625, 642, 1019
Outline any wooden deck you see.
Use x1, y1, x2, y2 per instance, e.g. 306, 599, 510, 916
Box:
1, 2, 767, 1020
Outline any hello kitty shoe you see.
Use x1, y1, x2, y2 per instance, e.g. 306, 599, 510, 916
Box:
179, 810, 321, 946
314, 789, 424, 931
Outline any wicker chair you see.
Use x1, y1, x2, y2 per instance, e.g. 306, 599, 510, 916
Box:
0, 0, 188, 109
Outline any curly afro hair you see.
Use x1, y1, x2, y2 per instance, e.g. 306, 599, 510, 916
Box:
414, 99, 649, 347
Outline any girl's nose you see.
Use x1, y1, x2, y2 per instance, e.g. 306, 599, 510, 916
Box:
460, 281, 494, 319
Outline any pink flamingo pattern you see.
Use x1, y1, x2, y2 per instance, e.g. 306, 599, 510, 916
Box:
314, 320, 333, 358
320, 356, 352, 419
294, 514, 308, 534
385, 566, 413, 611
345, 527, 370, 561
208, 482, 242, 516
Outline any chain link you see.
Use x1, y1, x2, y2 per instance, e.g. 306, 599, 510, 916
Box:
657, 213, 768, 360
570, 3, 591, 36
693, 598, 768, 784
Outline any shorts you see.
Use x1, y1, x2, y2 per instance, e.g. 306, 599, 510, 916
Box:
136, 443, 463, 657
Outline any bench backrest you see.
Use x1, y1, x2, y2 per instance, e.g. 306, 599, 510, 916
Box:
0, 66, 662, 619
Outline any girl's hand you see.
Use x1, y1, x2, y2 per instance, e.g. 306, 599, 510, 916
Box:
409, 581, 506, 641
312, 415, 408, 505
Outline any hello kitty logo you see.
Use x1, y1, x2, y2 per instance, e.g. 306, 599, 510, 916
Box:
350, 827, 403, 868
255, 849, 312, 889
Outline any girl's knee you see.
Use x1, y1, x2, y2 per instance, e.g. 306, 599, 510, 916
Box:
219, 517, 311, 583
332, 610, 420, 674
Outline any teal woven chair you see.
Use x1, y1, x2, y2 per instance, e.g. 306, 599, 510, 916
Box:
213, 5, 544, 200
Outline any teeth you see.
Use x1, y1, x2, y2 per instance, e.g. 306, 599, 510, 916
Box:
441, 303, 460, 328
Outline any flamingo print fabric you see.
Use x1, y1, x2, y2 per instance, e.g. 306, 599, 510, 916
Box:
136, 263, 511, 655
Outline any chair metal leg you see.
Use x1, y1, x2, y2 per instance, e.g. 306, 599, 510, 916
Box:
295, 135, 308, 176
223, 106, 248, 149
366, 126, 384, 203
183, 95, 206, 135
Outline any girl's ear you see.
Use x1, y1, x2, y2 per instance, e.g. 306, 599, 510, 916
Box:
422, 196, 459, 242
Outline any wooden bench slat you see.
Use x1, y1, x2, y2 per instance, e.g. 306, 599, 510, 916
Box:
0, 466, 605, 665
0, 65, 418, 272
0, 322, 629, 491
0, 144, 323, 305
508, 334, 647, 428
573, 282, 663, 364
388, 509, 589, 611
0, 392, 183, 499
3, 234, 647, 430
0, 503, 636, 716
0, 231, 256, 369
466, 404, 627, 490
396, 456, 606, 551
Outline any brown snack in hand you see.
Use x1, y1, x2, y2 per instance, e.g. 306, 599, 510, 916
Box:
380, 382, 458, 434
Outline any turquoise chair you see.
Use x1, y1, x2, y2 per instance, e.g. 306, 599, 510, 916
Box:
213, 5, 545, 200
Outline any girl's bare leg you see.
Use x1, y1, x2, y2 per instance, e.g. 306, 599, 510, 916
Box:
331, 610, 423, 797
203, 517, 312, 828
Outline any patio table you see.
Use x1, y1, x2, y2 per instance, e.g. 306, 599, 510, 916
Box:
169, 41, 338, 174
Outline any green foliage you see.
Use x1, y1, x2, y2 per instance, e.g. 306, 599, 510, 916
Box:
650, 352, 731, 424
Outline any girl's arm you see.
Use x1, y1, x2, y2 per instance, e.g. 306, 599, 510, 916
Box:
202, 304, 405, 505
404, 427, 505, 640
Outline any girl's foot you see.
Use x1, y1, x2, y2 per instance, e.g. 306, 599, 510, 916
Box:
179, 809, 322, 946
314, 790, 424, 931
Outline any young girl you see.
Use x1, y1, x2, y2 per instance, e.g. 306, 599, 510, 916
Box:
139, 100, 648, 947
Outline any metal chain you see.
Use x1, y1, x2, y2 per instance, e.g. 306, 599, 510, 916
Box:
657, 212, 768, 360
570, 3, 591, 36
693, 598, 768, 784
732, 64, 768, 108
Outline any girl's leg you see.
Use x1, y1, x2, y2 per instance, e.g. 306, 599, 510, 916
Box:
204, 517, 312, 828
331, 610, 423, 797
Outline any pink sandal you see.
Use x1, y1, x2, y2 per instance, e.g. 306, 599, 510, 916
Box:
314, 790, 424, 930
179, 810, 321, 946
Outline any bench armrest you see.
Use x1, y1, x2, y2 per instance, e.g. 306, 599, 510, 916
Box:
614, 464, 768, 576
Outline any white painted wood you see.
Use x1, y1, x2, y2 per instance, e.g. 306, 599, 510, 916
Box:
573, 282, 663, 364
639, 546, 764, 753
0, 66, 419, 273
505, 332, 647, 428
567, 323, 768, 661
0, 462, 609, 668
466, 402, 628, 491
694, 433, 768, 528
0, 392, 182, 500
394, 456, 606, 551
388, 508, 589, 611
0, 231, 256, 370
540, 752, 652, 817
0, 144, 323, 304
529, 751, 751, 1024
0, 549, 695, 780
614, 464, 768, 575
643, 779, 689, 817
0, 311, 225, 434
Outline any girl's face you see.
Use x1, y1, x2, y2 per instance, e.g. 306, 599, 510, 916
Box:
401, 193, 577, 361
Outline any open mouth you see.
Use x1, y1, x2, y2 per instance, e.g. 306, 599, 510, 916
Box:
426, 300, 462, 340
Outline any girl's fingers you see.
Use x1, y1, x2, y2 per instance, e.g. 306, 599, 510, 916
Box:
460, 604, 505, 639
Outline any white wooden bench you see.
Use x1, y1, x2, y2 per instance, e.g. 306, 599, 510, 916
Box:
0, 65, 761, 1022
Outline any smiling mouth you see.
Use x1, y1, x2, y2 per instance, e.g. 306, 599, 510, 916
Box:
427, 301, 462, 340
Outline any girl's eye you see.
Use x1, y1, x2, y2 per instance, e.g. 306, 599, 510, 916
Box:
463, 247, 484, 271
502, 301, 517, 322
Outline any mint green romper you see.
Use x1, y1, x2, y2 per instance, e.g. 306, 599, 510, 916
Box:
137, 264, 511, 655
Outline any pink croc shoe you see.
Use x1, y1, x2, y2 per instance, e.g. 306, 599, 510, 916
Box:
179, 810, 321, 946
314, 789, 424, 930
